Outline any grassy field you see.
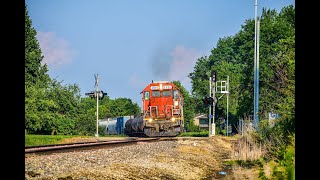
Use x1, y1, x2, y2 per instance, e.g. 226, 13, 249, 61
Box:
25, 134, 128, 147
25, 135, 86, 147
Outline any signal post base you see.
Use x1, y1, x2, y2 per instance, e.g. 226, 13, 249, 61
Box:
209, 123, 215, 136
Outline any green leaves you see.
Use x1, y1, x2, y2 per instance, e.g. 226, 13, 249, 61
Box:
25, 79, 81, 134
172, 80, 196, 131
25, 5, 84, 135
191, 5, 294, 122
25, 5, 50, 87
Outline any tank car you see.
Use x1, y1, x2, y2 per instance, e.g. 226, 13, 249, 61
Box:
124, 81, 184, 137
99, 118, 117, 134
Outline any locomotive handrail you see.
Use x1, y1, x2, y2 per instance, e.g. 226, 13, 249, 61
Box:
165, 105, 173, 117
172, 109, 181, 115
149, 106, 158, 118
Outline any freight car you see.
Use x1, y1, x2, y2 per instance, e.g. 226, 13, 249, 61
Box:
99, 116, 133, 135
124, 81, 184, 137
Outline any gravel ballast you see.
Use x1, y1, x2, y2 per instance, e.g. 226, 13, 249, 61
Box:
25, 137, 238, 179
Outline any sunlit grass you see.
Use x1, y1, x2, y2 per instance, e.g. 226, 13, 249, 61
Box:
178, 131, 209, 137
25, 134, 75, 146
25, 134, 129, 147
25, 135, 91, 147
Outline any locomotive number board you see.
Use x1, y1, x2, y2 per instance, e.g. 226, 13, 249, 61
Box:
150, 86, 159, 90
163, 85, 172, 89
150, 85, 172, 90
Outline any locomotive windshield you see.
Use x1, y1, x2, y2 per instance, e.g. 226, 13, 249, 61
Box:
152, 91, 160, 97
144, 91, 150, 100
161, 90, 171, 97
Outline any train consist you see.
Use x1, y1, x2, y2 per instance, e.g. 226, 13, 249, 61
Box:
124, 81, 184, 137
99, 81, 184, 137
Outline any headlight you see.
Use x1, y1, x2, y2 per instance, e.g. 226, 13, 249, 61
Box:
148, 118, 153, 122
171, 117, 175, 122
174, 101, 179, 106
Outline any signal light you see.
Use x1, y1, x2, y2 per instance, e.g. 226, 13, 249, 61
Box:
99, 90, 108, 100
85, 90, 108, 100
85, 91, 96, 98
202, 96, 214, 107
211, 71, 217, 82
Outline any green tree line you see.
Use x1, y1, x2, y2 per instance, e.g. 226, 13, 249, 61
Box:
25, 5, 140, 136
189, 6, 294, 128
188, 5, 295, 178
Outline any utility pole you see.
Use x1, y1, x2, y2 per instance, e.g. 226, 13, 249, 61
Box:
95, 74, 99, 137
253, 0, 260, 129
226, 76, 229, 136
209, 76, 212, 137
211, 71, 216, 136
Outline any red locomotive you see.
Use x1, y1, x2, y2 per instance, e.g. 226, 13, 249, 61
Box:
124, 81, 184, 137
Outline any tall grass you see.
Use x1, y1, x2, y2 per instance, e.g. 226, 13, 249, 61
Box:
231, 119, 295, 180
232, 125, 264, 161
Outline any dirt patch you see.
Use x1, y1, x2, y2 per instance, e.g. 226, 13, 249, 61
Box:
232, 166, 260, 180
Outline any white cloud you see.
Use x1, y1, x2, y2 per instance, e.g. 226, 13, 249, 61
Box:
36, 31, 75, 68
128, 72, 147, 90
168, 45, 206, 90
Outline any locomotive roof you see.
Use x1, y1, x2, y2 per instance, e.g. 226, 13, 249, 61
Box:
152, 81, 170, 83
140, 81, 181, 93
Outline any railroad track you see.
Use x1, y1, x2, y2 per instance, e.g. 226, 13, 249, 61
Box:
25, 137, 161, 154
25, 137, 205, 154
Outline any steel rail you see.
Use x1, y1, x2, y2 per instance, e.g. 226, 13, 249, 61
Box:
25, 138, 160, 154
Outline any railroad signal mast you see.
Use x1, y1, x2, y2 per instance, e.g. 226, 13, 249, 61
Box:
203, 71, 217, 137
203, 72, 230, 137
85, 74, 107, 137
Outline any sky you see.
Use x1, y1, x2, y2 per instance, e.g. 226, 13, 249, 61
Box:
26, 0, 295, 107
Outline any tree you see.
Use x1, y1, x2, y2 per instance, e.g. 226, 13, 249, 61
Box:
74, 97, 97, 135
172, 81, 196, 131
189, 5, 295, 136
25, 4, 53, 134
25, 78, 82, 135
109, 98, 141, 117
25, 4, 50, 87
188, 56, 211, 114
45, 79, 81, 135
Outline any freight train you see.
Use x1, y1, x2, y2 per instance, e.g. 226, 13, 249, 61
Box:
124, 81, 184, 137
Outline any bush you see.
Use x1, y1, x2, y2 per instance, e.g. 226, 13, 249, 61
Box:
185, 120, 201, 132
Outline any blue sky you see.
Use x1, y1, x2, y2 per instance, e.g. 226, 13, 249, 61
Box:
26, 0, 294, 107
